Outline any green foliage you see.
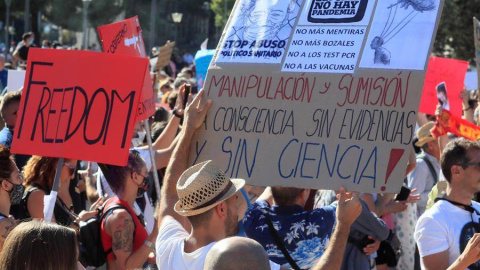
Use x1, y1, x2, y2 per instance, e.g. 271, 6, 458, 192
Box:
211, 0, 235, 28
41, 0, 126, 32
433, 0, 480, 64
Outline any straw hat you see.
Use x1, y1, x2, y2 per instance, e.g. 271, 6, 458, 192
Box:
174, 160, 245, 216
158, 78, 172, 91
415, 121, 436, 147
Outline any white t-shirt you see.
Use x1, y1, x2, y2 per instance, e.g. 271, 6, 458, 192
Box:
415, 200, 480, 269
156, 218, 281, 270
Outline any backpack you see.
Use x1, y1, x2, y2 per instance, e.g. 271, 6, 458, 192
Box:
78, 202, 134, 267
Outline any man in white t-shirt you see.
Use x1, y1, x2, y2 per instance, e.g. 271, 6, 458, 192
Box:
155, 90, 267, 269
415, 139, 480, 269
155, 90, 363, 270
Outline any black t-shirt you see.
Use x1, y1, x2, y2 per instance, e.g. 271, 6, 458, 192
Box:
16, 44, 30, 61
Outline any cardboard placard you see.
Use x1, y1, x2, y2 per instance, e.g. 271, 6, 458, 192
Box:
6, 70, 26, 93
189, 0, 445, 193
474, 17, 480, 91
98, 16, 155, 121
11, 48, 147, 166
465, 71, 478, 91
155, 41, 175, 70
195, 50, 215, 89
419, 56, 468, 117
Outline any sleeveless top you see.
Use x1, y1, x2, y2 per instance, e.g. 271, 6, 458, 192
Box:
20, 184, 76, 226
100, 197, 148, 261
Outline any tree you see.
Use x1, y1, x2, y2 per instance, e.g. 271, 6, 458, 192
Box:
432, 0, 480, 64
41, 0, 126, 32
210, 0, 235, 28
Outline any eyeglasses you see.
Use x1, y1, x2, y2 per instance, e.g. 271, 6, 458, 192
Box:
4, 171, 24, 184
63, 163, 76, 176
459, 162, 480, 169
16, 171, 24, 182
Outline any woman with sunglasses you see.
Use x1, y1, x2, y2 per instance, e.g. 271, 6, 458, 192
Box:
0, 145, 22, 251
19, 156, 80, 228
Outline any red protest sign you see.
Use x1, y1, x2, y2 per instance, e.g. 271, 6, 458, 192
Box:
419, 56, 469, 117
11, 48, 147, 166
98, 16, 155, 121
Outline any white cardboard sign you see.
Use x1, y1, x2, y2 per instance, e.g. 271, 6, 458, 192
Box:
191, 0, 445, 193
7, 70, 26, 93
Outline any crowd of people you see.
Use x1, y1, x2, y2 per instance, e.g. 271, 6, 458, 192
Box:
0, 29, 479, 270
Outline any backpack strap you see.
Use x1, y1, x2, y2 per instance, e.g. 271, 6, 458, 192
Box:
265, 215, 301, 270
418, 154, 438, 184
101, 203, 137, 256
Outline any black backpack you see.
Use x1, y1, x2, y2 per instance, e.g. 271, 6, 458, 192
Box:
78, 202, 135, 267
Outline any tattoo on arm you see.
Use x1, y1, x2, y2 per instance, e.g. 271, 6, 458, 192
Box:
112, 218, 133, 253
2, 220, 16, 240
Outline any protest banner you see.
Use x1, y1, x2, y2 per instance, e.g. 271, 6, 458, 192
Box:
189, 0, 445, 193
11, 48, 147, 166
194, 49, 215, 89
155, 41, 175, 71
6, 70, 26, 92
98, 16, 155, 121
419, 56, 468, 117
474, 17, 480, 91
432, 109, 480, 141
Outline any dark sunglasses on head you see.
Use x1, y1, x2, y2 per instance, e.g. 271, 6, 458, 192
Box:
63, 163, 76, 175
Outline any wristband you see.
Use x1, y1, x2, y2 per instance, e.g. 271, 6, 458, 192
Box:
144, 240, 154, 249
172, 108, 183, 118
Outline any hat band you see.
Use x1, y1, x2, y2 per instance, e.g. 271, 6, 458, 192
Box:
191, 181, 233, 210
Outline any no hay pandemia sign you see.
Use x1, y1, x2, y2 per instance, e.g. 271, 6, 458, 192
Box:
98, 16, 155, 121
11, 48, 147, 166
155, 41, 176, 70
189, 0, 445, 193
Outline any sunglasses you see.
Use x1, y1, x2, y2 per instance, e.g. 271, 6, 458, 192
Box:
63, 163, 76, 176
459, 162, 480, 169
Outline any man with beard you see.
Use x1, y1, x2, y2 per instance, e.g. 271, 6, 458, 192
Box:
155, 90, 286, 269
415, 139, 480, 269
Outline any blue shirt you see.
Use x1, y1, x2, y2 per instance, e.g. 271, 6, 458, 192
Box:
243, 200, 336, 269
0, 126, 13, 148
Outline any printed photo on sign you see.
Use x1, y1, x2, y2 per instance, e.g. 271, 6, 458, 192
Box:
297, 0, 375, 26
359, 0, 441, 70
215, 0, 302, 64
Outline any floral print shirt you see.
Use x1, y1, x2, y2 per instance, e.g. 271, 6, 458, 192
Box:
243, 200, 336, 269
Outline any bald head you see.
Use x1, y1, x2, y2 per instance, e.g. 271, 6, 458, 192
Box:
204, 237, 270, 270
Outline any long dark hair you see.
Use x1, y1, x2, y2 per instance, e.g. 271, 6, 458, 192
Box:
0, 221, 78, 270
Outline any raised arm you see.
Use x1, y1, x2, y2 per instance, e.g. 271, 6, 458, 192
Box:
157, 89, 211, 230
312, 188, 361, 270
150, 84, 186, 150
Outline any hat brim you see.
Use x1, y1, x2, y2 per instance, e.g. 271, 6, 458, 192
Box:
415, 136, 436, 147
174, 178, 245, 217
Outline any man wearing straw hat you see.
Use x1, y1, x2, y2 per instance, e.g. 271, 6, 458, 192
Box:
155, 90, 362, 270
407, 121, 441, 216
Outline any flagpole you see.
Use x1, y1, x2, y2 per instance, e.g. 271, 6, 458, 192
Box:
44, 157, 64, 222
144, 120, 161, 200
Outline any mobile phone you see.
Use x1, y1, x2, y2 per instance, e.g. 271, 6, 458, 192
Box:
184, 84, 191, 109
394, 186, 411, 201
